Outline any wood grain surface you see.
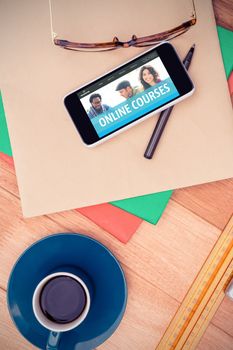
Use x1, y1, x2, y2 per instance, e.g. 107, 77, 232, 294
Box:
213, 0, 233, 30
0, 1, 233, 349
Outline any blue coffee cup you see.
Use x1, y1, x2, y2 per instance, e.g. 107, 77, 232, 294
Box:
7, 233, 127, 350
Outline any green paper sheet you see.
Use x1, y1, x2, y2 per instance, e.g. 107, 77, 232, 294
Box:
0, 26, 232, 223
111, 191, 172, 224
0, 94, 12, 156
217, 26, 233, 78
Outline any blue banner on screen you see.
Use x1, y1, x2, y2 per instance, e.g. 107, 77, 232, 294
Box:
91, 78, 178, 137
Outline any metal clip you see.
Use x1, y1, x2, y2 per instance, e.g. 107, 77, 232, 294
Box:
225, 278, 233, 300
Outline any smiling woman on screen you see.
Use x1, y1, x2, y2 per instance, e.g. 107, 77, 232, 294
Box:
139, 65, 161, 91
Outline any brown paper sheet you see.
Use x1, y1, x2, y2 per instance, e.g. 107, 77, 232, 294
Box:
0, 0, 232, 217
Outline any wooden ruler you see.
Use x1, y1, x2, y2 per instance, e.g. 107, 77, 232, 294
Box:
156, 215, 233, 350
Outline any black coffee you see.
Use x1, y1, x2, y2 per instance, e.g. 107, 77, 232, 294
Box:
39, 276, 87, 324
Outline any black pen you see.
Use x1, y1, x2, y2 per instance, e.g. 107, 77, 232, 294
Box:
144, 44, 195, 159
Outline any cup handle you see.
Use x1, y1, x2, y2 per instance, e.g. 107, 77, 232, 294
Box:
46, 331, 61, 350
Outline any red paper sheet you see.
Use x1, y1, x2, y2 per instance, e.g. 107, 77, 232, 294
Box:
77, 205, 142, 243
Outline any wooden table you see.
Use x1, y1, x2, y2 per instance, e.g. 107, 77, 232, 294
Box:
0, 1, 233, 349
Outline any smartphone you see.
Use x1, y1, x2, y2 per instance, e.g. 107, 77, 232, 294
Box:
64, 42, 194, 146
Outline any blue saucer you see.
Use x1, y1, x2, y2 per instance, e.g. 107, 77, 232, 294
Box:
7, 233, 127, 350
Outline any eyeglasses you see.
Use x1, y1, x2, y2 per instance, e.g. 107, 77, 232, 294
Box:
49, 0, 196, 52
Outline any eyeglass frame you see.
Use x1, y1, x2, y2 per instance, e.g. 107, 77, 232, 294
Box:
49, 0, 196, 51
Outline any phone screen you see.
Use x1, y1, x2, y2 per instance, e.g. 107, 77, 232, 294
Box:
77, 49, 180, 138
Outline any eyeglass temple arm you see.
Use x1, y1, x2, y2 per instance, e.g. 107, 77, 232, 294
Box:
48, 0, 57, 43
191, 0, 197, 21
